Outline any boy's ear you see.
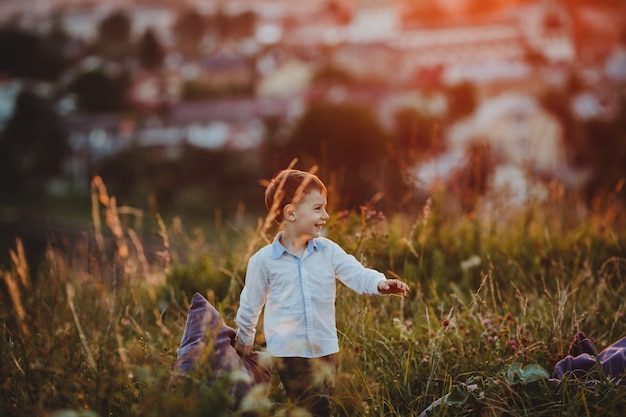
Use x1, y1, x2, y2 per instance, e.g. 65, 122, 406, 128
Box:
284, 204, 295, 221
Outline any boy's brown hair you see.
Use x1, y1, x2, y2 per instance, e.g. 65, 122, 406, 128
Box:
265, 169, 327, 223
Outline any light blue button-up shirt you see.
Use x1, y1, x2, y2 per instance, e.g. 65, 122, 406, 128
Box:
236, 233, 386, 358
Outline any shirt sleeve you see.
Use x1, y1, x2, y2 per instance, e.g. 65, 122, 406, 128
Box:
327, 239, 385, 295
235, 252, 269, 347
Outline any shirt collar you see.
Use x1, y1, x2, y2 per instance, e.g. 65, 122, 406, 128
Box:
271, 233, 326, 259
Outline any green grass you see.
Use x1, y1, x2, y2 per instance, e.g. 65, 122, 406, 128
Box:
1, 180, 625, 417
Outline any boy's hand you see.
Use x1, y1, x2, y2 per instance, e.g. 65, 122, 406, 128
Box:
234, 339, 253, 357
378, 279, 409, 297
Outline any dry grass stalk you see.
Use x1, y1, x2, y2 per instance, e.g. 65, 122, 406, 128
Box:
2, 269, 29, 337
105, 195, 129, 259
91, 176, 106, 254
115, 329, 131, 374
9, 238, 30, 289
128, 228, 150, 277
155, 213, 171, 274
66, 283, 98, 371
153, 307, 171, 337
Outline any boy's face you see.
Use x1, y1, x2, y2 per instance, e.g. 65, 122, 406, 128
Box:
289, 189, 329, 239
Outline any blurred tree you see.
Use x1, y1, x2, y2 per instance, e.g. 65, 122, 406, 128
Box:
274, 101, 391, 209
93, 10, 134, 60
138, 28, 164, 70
0, 89, 69, 199
95, 145, 264, 217
213, 9, 257, 41
0, 26, 69, 81
539, 89, 581, 165
214, 10, 232, 40
540, 88, 626, 203
46, 16, 86, 63
174, 8, 207, 57
46, 17, 70, 49
392, 107, 442, 160
579, 108, 626, 201
325, 0, 351, 25
67, 69, 129, 112
386, 107, 444, 210
523, 43, 548, 67
312, 64, 356, 86
620, 26, 626, 46
234, 10, 257, 39
446, 82, 478, 122
447, 142, 494, 212
98, 10, 131, 44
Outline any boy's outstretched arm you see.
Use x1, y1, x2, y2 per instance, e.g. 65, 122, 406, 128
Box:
377, 279, 410, 297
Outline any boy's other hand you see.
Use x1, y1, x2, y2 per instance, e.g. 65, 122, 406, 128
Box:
234, 339, 253, 357
378, 279, 409, 297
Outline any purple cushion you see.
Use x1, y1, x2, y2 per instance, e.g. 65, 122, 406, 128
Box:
552, 353, 599, 381
175, 293, 271, 399
567, 331, 597, 357
176, 292, 240, 374
552, 332, 626, 385
598, 336, 626, 382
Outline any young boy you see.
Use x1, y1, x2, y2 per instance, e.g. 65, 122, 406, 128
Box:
234, 169, 409, 416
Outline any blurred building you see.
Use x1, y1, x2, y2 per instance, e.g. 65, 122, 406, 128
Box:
349, 0, 401, 42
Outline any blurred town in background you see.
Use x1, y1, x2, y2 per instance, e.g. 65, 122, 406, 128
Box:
0, 0, 625, 259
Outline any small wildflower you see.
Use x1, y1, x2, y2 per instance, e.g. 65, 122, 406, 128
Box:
460, 255, 481, 271
442, 319, 450, 328
393, 317, 413, 343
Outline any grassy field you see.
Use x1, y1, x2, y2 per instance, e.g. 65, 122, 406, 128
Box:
1, 178, 625, 417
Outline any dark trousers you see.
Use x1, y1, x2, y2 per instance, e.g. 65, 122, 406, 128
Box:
275, 355, 335, 417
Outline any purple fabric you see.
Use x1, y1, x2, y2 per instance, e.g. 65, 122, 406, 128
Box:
552, 332, 626, 385
175, 293, 271, 402
598, 336, 626, 380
